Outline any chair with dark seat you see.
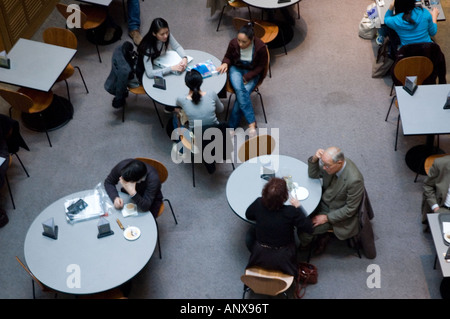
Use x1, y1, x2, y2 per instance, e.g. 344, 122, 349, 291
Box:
56, 2, 108, 63
241, 266, 294, 298
15, 256, 57, 299
217, 0, 252, 32
0, 88, 54, 147
384, 56, 434, 151
225, 46, 270, 124
135, 157, 177, 259
42, 27, 89, 102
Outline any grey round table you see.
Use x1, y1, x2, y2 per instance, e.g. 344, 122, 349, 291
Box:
142, 49, 226, 107
243, 0, 300, 9
226, 154, 322, 223
24, 190, 157, 295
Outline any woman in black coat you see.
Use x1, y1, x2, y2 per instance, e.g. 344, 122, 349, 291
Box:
245, 177, 313, 277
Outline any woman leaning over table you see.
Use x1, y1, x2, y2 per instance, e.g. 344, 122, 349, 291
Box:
245, 177, 313, 277
216, 23, 268, 136
384, 0, 439, 48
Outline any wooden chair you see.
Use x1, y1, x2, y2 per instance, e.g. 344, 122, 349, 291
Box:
15, 256, 57, 299
56, 2, 107, 63
42, 27, 89, 102
225, 46, 270, 124
384, 56, 434, 151
125, 85, 164, 127
414, 153, 449, 182
0, 88, 54, 147
241, 266, 294, 298
135, 157, 177, 259
237, 134, 276, 163
217, 0, 252, 32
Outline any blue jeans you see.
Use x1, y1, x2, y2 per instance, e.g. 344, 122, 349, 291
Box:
127, 0, 141, 32
228, 65, 260, 129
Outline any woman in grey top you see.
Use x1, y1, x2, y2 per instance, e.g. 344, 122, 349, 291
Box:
136, 17, 188, 80
175, 69, 224, 129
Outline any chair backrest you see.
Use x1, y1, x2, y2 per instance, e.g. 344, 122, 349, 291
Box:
15, 256, 47, 291
238, 134, 276, 163
135, 157, 168, 184
56, 3, 88, 29
0, 88, 33, 113
425, 154, 448, 175
241, 266, 294, 296
43, 27, 78, 49
392, 56, 434, 86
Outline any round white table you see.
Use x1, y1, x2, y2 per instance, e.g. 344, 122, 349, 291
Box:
142, 49, 226, 107
24, 190, 157, 295
243, 0, 300, 10
226, 154, 322, 223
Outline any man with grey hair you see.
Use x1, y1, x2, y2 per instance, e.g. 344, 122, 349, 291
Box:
298, 146, 365, 254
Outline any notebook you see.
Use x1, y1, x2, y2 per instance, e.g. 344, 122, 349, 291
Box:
153, 50, 193, 68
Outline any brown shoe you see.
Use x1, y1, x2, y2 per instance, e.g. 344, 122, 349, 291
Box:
129, 30, 142, 46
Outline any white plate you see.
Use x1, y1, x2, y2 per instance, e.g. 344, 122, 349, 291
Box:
291, 186, 309, 201
124, 226, 141, 241
445, 232, 450, 244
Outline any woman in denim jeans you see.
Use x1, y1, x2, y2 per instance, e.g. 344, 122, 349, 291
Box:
217, 23, 268, 135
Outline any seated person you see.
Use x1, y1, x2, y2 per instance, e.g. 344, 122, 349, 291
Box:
175, 69, 224, 130
136, 17, 188, 80
245, 177, 313, 277
104, 159, 163, 218
384, 0, 439, 48
216, 23, 268, 135
298, 147, 365, 254
422, 155, 450, 228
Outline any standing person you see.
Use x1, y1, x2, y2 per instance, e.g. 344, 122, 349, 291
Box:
127, 0, 142, 46
245, 177, 313, 277
216, 23, 268, 136
422, 156, 450, 229
298, 147, 365, 255
104, 159, 163, 218
384, 0, 439, 48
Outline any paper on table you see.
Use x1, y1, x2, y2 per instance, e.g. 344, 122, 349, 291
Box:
0, 157, 5, 166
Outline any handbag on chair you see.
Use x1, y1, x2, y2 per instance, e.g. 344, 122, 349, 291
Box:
295, 262, 318, 298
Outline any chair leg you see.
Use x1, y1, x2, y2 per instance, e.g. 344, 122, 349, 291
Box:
5, 174, 15, 209
91, 29, 102, 63
255, 89, 267, 123
74, 66, 89, 94
297, 3, 300, 19
385, 96, 396, 121
151, 100, 164, 128
225, 94, 233, 121
163, 198, 178, 224
64, 80, 70, 102
155, 219, 162, 259
395, 114, 400, 151
122, 104, 126, 123
216, 5, 227, 31
14, 153, 29, 177
191, 152, 195, 187
39, 113, 52, 147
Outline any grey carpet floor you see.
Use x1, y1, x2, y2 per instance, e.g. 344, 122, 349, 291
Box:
0, 0, 449, 299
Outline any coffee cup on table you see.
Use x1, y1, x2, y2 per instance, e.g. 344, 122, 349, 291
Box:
125, 203, 136, 213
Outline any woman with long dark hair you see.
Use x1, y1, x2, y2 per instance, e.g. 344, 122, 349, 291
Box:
245, 178, 313, 277
136, 17, 188, 80
384, 0, 439, 47
175, 69, 224, 130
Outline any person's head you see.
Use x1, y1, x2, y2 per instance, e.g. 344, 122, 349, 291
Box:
185, 69, 203, 104
261, 177, 289, 211
321, 147, 345, 175
394, 0, 416, 23
120, 160, 147, 182
138, 17, 170, 57
237, 23, 255, 50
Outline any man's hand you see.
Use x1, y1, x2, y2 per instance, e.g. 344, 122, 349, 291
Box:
119, 177, 137, 197
312, 214, 328, 227
114, 197, 124, 209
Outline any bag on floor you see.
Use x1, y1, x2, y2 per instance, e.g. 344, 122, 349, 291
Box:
295, 262, 318, 298
372, 37, 394, 78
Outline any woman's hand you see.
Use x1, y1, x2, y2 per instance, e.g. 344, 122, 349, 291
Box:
389, 0, 395, 10
119, 177, 137, 197
113, 197, 124, 209
171, 62, 186, 73
216, 63, 228, 74
289, 196, 300, 208
431, 7, 439, 23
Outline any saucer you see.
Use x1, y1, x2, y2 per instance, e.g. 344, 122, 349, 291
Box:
124, 226, 141, 241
